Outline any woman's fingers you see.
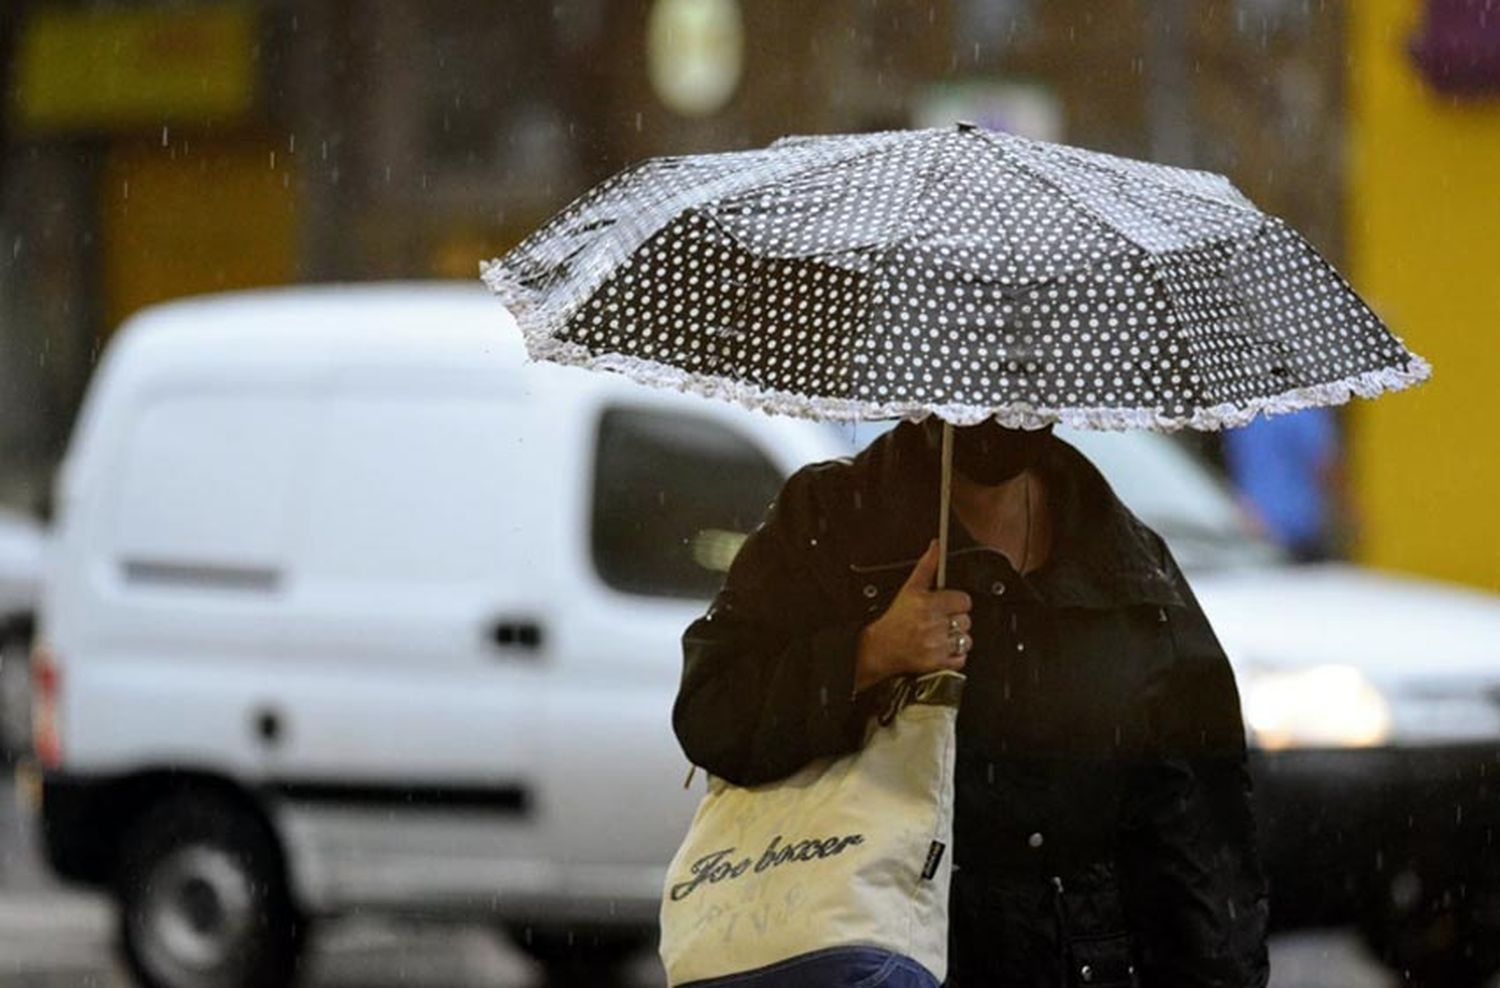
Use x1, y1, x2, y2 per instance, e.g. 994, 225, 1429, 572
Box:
905, 628, 973, 673
930, 589, 972, 616
920, 649, 967, 673
880, 590, 980, 679
919, 611, 970, 638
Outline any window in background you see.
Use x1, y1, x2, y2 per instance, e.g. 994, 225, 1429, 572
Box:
415, 2, 574, 195
592, 407, 783, 599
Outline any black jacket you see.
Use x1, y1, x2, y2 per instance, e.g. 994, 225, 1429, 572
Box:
674, 423, 1270, 987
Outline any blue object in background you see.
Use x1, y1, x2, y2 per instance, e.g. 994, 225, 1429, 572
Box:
1223, 408, 1340, 561
680, 946, 940, 987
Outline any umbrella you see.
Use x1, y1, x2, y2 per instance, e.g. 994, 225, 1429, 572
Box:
481, 122, 1429, 579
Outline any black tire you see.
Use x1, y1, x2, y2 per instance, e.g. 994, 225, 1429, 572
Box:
0, 631, 31, 762
506, 923, 650, 984
115, 792, 306, 988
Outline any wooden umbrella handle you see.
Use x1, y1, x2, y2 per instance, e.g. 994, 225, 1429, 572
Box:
936, 420, 953, 591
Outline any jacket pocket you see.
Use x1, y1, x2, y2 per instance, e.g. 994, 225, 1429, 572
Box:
1066, 932, 1137, 988
1058, 873, 1138, 988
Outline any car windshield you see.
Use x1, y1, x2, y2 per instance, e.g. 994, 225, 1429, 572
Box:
826, 421, 1282, 571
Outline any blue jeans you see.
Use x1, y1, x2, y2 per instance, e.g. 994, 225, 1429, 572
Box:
679, 946, 941, 987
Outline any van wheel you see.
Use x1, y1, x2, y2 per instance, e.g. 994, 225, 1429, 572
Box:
0, 631, 31, 761
116, 794, 305, 988
506, 923, 649, 981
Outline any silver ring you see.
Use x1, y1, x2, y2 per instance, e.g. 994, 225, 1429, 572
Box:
948, 616, 962, 635
949, 632, 971, 656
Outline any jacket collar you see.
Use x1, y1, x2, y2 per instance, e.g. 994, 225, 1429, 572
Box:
843, 422, 1183, 609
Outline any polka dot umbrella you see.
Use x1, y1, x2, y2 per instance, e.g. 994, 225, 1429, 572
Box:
481, 122, 1429, 435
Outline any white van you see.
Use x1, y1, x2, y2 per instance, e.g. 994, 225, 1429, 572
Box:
33, 283, 1500, 988
34, 283, 838, 987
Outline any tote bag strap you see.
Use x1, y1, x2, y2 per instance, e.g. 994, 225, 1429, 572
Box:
875, 670, 965, 725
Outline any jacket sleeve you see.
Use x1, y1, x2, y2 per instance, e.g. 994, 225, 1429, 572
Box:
673, 467, 875, 787
1118, 545, 1271, 988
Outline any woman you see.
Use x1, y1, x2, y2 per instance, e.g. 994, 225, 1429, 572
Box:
673, 419, 1270, 987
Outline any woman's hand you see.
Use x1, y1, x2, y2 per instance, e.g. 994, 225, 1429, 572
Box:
854, 541, 973, 693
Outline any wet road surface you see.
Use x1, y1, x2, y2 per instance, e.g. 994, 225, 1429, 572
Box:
0, 772, 1435, 988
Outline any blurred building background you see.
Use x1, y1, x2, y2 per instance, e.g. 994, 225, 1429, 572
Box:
0, 0, 1493, 589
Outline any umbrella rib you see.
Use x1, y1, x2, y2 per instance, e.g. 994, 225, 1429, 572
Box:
972, 130, 1156, 254
853, 133, 975, 409
1002, 218, 1274, 303
488, 134, 921, 327
969, 130, 1259, 251
699, 130, 930, 262
1005, 133, 1261, 216
1136, 248, 1216, 415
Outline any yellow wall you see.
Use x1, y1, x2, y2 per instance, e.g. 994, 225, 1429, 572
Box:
102, 137, 299, 330
1348, 0, 1500, 592
14, 5, 256, 134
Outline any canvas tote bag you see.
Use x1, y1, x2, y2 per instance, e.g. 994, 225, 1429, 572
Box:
659, 669, 965, 987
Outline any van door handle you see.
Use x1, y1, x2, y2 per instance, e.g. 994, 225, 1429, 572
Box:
489, 620, 544, 654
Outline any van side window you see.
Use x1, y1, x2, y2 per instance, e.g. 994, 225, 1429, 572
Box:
592, 408, 783, 599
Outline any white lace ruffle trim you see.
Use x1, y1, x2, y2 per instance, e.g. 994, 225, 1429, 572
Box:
481, 261, 1432, 432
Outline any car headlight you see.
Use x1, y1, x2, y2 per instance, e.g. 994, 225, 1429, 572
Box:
691, 528, 749, 573
1241, 664, 1392, 751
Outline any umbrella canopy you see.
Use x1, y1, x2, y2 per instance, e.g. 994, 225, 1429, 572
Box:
482, 123, 1427, 432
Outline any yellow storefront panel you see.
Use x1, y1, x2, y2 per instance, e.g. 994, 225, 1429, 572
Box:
102, 137, 298, 330
1348, 0, 1500, 591
14, 4, 257, 133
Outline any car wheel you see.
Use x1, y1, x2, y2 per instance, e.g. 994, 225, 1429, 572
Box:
116, 794, 306, 988
506, 923, 651, 983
